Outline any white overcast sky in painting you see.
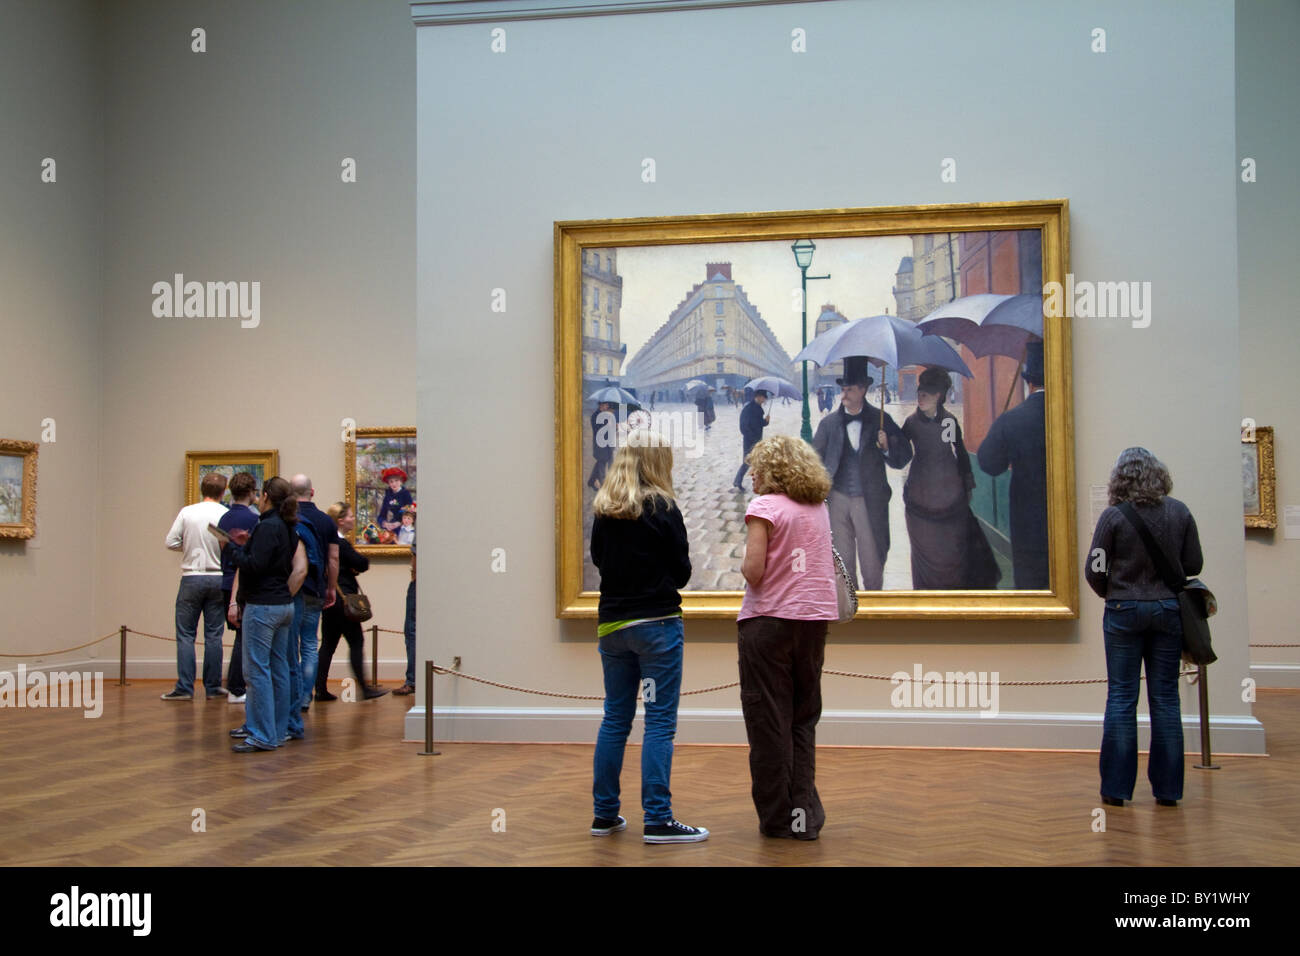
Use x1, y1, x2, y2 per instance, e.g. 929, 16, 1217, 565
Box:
615, 234, 915, 366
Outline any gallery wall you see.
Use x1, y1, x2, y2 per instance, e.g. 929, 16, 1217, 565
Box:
412, 0, 1264, 749
0, 0, 104, 662
92, 0, 418, 678
1, 0, 1291, 749
1237, 0, 1300, 688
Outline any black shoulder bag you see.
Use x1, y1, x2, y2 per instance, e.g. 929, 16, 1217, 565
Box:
1116, 502, 1217, 665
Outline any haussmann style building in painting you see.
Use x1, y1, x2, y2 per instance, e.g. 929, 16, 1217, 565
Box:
623, 262, 794, 402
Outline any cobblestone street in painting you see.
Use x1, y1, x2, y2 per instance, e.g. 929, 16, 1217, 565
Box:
582, 396, 939, 592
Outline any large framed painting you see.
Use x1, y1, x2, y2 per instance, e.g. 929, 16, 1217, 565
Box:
0, 438, 38, 540
344, 427, 416, 556
1242, 425, 1276, 530
185, 450, 279, 507
554, 200, 1076, 619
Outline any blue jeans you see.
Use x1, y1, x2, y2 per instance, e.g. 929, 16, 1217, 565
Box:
241, 602, 294, 749
174, 575, 226, 696
1100, 599, 1184, 801
593, 617, 684, 824
290, 593, 323, 725
404, 580, 416, 686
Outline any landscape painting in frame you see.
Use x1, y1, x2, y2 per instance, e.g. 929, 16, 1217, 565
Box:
185, 450, 279, 508
345, 427, 416, 556
0, 439, 38, 540
555, 201, 1076, 620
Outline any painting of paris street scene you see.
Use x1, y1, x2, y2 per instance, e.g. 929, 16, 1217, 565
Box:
579, 229, 1049, 593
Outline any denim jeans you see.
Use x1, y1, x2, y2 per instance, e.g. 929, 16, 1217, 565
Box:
241, 602, 294, 749
403, 580, 416, 686
593, 617, 684, 824
290, 593, 323, 724
173, 575, 226, 696
1100, 598, 1184, 801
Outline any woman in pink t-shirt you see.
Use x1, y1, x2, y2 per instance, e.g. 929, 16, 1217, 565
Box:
738, 435, 837, 840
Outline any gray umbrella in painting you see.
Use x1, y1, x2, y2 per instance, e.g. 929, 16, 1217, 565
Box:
915, 293, 1042, 359
916, 293, 1043, 411
587, 386, 639, 405
683, 379, 712, 397
793, 314, 973, 377
794, 314, 972, 428
744, 375, 801, 400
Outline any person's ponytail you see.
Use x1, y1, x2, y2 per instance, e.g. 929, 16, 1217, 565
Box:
261, 476, 297, 524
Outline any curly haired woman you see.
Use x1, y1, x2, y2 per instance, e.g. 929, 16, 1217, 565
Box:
738, 434, 837, 840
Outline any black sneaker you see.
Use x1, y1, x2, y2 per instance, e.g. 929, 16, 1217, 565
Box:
160, 689, 192, 701
643, 819, 709, 844
590, 815, 627, 836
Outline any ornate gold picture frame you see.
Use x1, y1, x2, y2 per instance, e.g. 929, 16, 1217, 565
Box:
555, 200, 1076, 620
184, 450, 279, 507
0, 438, 38, 540
344, 426, 417, 556
1242, 425, 1276, 530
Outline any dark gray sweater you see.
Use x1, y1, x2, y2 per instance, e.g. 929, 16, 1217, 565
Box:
1085, 497, 1203, 600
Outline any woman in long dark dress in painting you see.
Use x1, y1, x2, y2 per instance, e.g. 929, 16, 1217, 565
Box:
901, 367, 999, 589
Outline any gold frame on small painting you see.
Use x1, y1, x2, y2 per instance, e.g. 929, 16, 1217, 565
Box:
1243, 425, 1276, 530
554, 200, 1076, 620
344, 426, 417, 557
184, 450, 279, 507
0, 438, 38, 540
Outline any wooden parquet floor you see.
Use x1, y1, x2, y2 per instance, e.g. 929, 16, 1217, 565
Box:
2, 682, 1297, 867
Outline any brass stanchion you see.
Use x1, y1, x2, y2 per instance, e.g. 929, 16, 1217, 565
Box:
419, 659, 440, 756
118, 625, 129, 686
1193, 663, 1220, 770
371, 624, 379, 687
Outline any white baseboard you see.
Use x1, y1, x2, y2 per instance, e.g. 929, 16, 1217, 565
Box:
1251, 663, 1300, 689
403, 706, 1268, 754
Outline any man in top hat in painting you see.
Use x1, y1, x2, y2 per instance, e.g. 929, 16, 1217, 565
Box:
977, 340, 1048, 589
378, 466, 414, 533
812, 355, 912, 590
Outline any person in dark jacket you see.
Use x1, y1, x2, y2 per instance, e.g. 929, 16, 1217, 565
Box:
1086, 447, 1203, 808
977, 341, 1048, 588
316, 502, 389, 701
218, 472, 261, 702
732, 389, 770, 490
693, 389, 716, 431
225, 476, 306, 752
811, 356, 912, 590
589, 430, 707, 844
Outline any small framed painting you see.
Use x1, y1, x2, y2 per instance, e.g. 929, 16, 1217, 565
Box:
185, 450, 280, 507
1242, 425, 1276, 529
0, 438, 38, 540
344, 427, 417, 556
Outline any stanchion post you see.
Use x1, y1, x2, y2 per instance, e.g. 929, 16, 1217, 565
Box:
1193, 663, 1220, 770
118, 625, 129, 687
418, 659, 440, 756
371, 624, 379, 687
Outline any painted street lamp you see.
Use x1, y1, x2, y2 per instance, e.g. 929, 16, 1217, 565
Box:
791, 238, 830, 442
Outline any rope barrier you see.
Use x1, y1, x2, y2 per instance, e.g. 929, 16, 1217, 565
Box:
0, 631, 121, 658
426, 663, 1199, 699
0, 626, 1282, 693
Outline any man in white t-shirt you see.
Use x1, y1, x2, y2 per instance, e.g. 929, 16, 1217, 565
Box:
162, 472, 229, 700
